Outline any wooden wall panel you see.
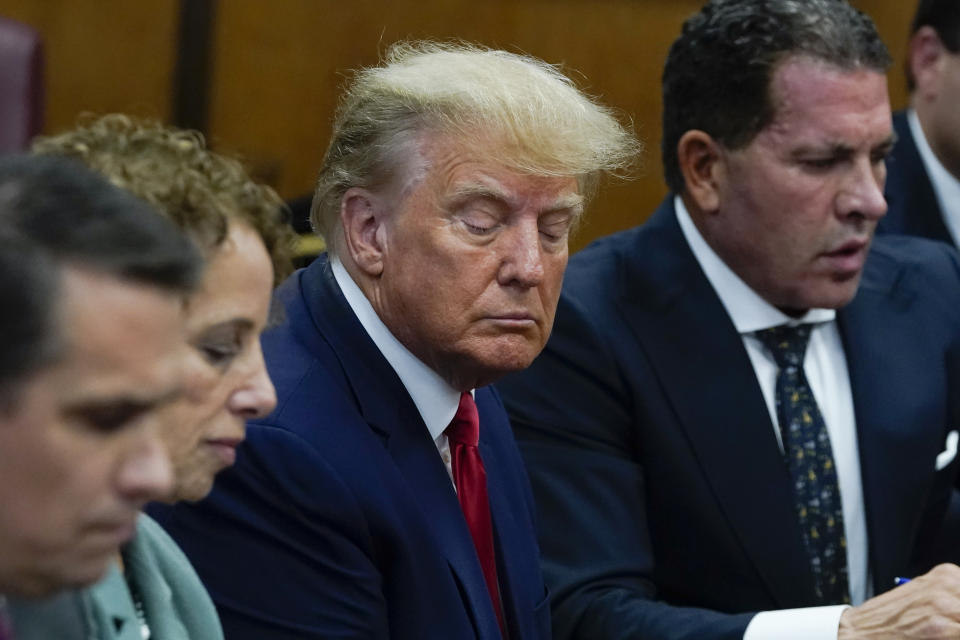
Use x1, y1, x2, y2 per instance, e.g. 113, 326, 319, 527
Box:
208, 0, 918, 250
1, 0, 919, 249
206, 0, 702, 250
853, 0, 915, 111
2, 0, 179, 134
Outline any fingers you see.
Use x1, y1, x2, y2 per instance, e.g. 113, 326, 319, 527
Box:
839, 564, 960, 639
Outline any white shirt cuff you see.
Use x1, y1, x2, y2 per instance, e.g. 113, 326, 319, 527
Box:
743, 605, 850, 640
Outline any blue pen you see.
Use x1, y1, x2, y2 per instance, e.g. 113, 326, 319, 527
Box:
894, 577, 911, 586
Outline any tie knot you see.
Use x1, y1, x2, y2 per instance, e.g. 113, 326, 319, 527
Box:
755, 324, 813, 369
446, 392, 479, 446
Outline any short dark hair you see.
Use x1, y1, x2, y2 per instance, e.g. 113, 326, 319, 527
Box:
0, 154, 202, 402
0, 154, 202, 290
661, 0, 892, 193
907, 0, 960, 90
0, 233, 58, 409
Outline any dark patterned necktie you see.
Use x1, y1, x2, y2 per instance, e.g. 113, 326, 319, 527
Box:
446, 392, 505, 636
755, 324, 850, 605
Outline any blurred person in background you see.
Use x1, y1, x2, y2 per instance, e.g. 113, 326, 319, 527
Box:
881, 0, 960, 247
0, 154, 201, 635
11, 114, 296, 640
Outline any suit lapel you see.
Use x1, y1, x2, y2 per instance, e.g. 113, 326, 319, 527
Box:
298, 257, 502, 639
480, 444, 520, 638
477, 397, 530, 640
385, 417, 503, 640
838, 246, 942, 593
618, 200, 818, 606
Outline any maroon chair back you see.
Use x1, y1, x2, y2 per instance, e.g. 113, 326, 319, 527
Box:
0, 16, 43, 153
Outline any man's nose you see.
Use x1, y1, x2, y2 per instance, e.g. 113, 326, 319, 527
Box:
837, 157, 887, 221
117, 430, 174, 504
498, 222, 545, 288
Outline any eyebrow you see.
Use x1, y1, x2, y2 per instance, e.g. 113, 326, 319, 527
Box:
63, 385, 185, 424
198, 318, 256, 337
446, 184, 585, 218
791, 134, 897, 158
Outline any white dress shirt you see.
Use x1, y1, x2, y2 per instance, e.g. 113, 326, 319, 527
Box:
332, 256, 464, 483
674, 197, 868, 639
907, 109, 960, 248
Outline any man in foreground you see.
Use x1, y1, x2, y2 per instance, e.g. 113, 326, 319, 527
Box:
152, 41, 637, 639
0, 156, 199, 612
499, 1, 960, 638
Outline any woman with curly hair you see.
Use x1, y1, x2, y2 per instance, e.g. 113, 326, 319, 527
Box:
22, 114, 297, 639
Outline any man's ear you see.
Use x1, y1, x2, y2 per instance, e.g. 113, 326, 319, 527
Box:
340, 187, 387, 277
909, 26, 946, 102
678, 130, 723, 213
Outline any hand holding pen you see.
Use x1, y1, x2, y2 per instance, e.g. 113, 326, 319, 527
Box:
838, 564, 960, 639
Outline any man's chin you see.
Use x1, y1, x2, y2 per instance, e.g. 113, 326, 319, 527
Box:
13, 560, 111, 598
776, 278, 863, 313
464, 346, 542, 387
66, 551, 117, 587
812, 284, 861, 310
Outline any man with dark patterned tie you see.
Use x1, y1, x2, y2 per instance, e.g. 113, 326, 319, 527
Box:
497, 1, 960, 639
150, 41, 638, 639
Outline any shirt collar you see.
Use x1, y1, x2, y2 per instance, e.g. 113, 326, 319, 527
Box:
331, 256, 463, 441
673, 195, 835, 333
907, 108, 960, 246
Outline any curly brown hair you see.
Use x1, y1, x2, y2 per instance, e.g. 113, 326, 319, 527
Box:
32, 114, 295, 284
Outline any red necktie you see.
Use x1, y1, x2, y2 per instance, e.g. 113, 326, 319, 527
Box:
446, 392, 505, 635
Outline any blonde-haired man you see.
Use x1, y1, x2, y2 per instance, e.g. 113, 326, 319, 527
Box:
153, 41, 638, 639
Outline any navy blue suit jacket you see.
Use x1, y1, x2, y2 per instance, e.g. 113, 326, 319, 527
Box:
880, 110, 954, 246
150, 256, 550, 639
497, 198, 960, 640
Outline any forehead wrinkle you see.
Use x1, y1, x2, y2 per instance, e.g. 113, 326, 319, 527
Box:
766, 61, 888, 130
787, 129, 896, 157
547, 193, 585, 215
768, 109, 893, 156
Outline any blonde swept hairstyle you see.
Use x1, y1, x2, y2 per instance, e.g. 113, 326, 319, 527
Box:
312, 40, 641, 254
32, 114, 296, 284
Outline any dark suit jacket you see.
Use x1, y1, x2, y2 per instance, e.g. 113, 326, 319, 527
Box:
497, 198, 960, 640
150, 256, 550, 639
880, 110, 954, 246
